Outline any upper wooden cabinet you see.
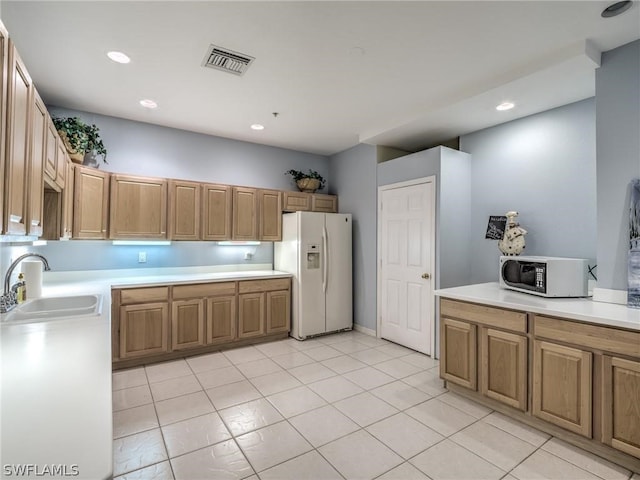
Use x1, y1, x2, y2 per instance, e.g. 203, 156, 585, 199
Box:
232, 186, 257, 240
60, 162, 74, 239
168, 179, 201, 240
312, 194, 338, 213
110, 174, 167, 239
27, 89, 46, 237
259, 189, 282, 241
73, 165, 109, 239
0, 22, 8, 234
55, 137, 68, 190
282, 191, 311, 212
283, 191, 338, 213
3, 41, 32, 235
202, 183, 232, 241
44, 118, 57, 182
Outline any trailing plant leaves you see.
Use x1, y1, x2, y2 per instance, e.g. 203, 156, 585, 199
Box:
52, 116, 108, 163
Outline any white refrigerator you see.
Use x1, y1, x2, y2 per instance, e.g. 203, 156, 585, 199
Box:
274, 212, 353, 340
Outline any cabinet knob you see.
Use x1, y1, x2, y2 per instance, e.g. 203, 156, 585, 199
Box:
421, 273, 430, 279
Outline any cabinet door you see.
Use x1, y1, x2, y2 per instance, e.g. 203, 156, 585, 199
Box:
202, 183, 232, 240
232, 186, 257, 240
238, 292, 265, 338
110, 174, 167, 239
44, 118, 57, 181
207, 295, 237, 345
312, 194, 338, 213
27, 89, 46, 237
168, 180, 200, 240
282, 191, 311, 212
533, 340, 592, 437
4, 41, 32, 235
602, 356, 640, 458
480, 328, 527, 411
120, 302, 169, 358
172, 299, 205, 350
259, 189, 282, 241
266, 289, 290, 334
440, 317, 477, 390
55, 137, 67, 189
0, 21, 8, 234
73, 166, 109, 239
60, 163, 74, 239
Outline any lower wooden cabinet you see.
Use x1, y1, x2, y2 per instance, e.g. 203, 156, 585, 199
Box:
172, 299, 205, 350
440, 317, 477, 390
266, 289, 291, 334
238, 292, 265, 339
112, 277, 290, 365
207, 295, 236, 345
532, 340, 592, 437
120, 302, 170, 358
480, 327, 527, 411
602, 356, 640, 457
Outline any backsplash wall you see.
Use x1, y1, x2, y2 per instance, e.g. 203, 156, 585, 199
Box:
1, 242, 273, 273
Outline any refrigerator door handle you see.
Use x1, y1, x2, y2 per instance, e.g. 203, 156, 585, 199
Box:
322, 226, 328, 294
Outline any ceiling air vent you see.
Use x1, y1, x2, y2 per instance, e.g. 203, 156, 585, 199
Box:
202, 45, 254, 76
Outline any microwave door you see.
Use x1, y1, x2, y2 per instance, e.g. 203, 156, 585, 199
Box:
502, 260, 546, 294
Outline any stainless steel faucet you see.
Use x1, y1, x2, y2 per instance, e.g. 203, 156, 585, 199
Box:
1, 253, 51, 313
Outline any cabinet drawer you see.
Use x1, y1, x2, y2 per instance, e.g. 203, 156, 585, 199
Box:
120, 287, 169, 305
173, 282, 236, 299
239, 278, 291, 293
534, 315, 640, 358
440, 298, 527, 333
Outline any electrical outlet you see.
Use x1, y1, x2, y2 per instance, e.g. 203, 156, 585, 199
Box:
138, 251, 147, 263
244, 252, 253, 260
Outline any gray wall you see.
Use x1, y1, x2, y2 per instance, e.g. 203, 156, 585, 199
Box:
328, 144, 377, 331
460, 98, 597, 284
595, 40, 640, 292
48, 107, 329, 191
377, 146, 472, 290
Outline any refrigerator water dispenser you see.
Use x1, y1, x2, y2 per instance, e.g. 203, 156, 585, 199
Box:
306, 244, 320, 269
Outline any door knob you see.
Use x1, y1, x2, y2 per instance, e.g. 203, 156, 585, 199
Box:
421, 273, 430, 279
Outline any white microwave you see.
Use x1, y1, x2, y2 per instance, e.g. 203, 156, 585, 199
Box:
499, 256, 590, 298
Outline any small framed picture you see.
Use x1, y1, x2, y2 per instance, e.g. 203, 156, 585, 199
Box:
485, 215, 507, 240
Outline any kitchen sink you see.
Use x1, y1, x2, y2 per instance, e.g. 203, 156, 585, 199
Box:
2, 294, 103, 323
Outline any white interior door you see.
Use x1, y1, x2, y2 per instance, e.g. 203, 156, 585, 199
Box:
379, 179, 435, 354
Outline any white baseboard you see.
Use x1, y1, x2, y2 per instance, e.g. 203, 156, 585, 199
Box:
353, 324, 377, 337
592, 287, 627, 305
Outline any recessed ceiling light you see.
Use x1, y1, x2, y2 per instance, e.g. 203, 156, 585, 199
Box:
107, 51, 131, 64
139, 99, 158, 109
601, 1, 633, 17
496, 102, 515, 111
251, 124, 265, 131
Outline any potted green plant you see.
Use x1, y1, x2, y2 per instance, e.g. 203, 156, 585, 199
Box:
285, 169, 326, 193
52, 116, 108, 165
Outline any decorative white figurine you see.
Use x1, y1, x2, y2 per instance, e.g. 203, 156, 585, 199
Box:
498, 211, 527, 256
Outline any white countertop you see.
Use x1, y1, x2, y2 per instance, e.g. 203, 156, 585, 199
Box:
0, 265, 292, 480
435, 282, 640, 331
1, 312, 112, 479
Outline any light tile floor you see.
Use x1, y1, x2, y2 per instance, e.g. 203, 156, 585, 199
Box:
112, 331, 637, 480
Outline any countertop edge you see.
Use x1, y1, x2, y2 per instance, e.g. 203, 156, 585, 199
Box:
435, 282, 640, 331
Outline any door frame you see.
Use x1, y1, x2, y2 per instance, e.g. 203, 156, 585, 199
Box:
376, 176, 437, 355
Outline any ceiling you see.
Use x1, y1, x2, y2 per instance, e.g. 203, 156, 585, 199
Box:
1, 1, 638, 156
